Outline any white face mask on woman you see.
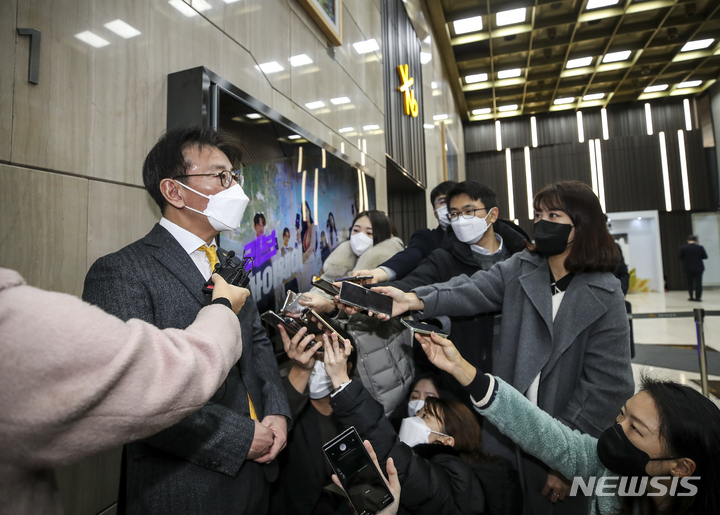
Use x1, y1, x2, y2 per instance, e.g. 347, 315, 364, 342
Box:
451, 211, 492, 245
308, 361, 334, 399
398, 416, 450, 447
178, 182, 250, 232
350, 232, 374, 256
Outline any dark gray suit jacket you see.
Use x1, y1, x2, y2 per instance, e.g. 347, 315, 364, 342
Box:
83, 223, 291, 515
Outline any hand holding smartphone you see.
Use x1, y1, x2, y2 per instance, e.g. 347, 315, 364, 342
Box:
338, 281, 394, 317
312, 275, 340, 296
400, 319, 447, 339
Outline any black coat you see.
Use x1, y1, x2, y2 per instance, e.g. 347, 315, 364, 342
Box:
679, 243, 708, 274
381, 226, 446, 280
330, 380, 484, 515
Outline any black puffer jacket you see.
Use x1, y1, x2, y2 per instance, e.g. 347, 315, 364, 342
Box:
330, 380, 485, 515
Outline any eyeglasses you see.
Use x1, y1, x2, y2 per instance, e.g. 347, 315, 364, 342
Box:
447, 207, 487, 222
175, 170, 244, 189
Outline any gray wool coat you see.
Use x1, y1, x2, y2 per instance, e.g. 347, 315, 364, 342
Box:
414, 250, 634, 515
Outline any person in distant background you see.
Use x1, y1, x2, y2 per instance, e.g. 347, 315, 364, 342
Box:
320, 231, 331, 264
254, 212, 266, 237
326, 212, 338, 249
679, 235, 708, 302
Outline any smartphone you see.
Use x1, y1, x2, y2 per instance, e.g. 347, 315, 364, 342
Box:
323, 427, 395, 515
338, 282, 393, 317
261, 311, 303, 337
335, 275, 374, 283
400, 318, 447, 339
281, 290, 305, 315
312, 275, 340, 296
300, 308, 347, 348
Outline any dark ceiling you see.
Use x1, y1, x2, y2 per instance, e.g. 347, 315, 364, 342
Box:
425, 0, 720, 121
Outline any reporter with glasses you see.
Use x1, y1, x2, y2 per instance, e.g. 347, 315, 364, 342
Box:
366, 181, 634, 515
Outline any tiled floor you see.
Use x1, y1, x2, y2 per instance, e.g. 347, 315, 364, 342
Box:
628, 287, 720, 406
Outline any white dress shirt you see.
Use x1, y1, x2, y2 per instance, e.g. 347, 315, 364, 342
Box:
159, 218, 215, 280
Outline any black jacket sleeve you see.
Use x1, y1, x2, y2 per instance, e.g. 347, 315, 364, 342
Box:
388, 251, 444, 293
381, 227, 443, 280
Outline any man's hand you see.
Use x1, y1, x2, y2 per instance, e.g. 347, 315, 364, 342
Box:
541, 469, 572, 503
211, 274, 250, 315
352, 268, 387, 284
334, 285, 422, 320
254, 415, 288, 464
247, 419, 275, 460
298, 292, 336, 314
416, 332, 477, 386
279, 325, 322, 371
322, 333, 352, 389
332, 440, 400, 515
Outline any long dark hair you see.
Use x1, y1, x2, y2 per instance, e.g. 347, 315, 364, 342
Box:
351, 210, 393, 246
424, 397, 491, 464
529, 181, 620, 273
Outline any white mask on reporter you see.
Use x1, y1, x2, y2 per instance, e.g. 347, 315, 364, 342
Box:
178, 182, 250, 232
435, 205, 451, 229
451, 211, 492, 245
308, 361, 334, 399
398, 416, 450, 448
350, 232, 374, 257
407, 399, 425, 417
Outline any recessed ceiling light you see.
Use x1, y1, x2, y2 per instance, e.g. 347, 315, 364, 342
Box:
190, 0, 212, 11
424, 123, 435, 129
498, 68, 521, 79
256, 61, 284, 74
567, 57, 593, 69
169, 0, 199, 16
431, 81, 438, 89
305, 101, 326, 110
603, 50, 631, 63
353, 39, 380, 54
331, 97, 351, 105
363, 124, 380, 131
586, 0, 619, 10
339, 127, 354, 133
677, 80, 702, 89
433, 114, 449, 120
644, 84, 668, 93
223, 0, 242, 3
554, 97, 575, 105
472, 108, 492, 115
75, 31, 110, 48
453, 16, 483, 35
103, 19, 141, 39
583, 93, 605, 101
421, 52, 432, 64
290, 54, 313, 67
246, 113, 262, 119
496, 8, 526, 27
465, 73, 488, 84
288, 135, 301, 140
499, 104, 518, 112
681, 39, 714, 52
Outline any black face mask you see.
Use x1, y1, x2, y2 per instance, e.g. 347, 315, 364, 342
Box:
533, 220, 573, 257
596, 423, 680, 477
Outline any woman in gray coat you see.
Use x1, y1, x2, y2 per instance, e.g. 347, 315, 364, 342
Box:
369, 181, 635, 515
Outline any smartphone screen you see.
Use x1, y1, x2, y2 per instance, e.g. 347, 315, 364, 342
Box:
312, 275, 340, 296
323, 427, 394, 515
261, 311, 301, 337
400, 318, 447, 339
338, 282, 393, 317
281, 291, 305, 314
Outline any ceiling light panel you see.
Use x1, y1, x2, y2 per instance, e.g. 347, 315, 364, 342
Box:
104, 20, 141, 39
169, 0, 198, 16
75, 31, 110, 48
257, 61, 284, 74
465, 73, 488, 84
453, 16, 483, 35
677, 80, 702, 89
330, 97, 351, 105
681, 39, 714, 52
496, 8, 526, 27
644, 84, 668, 93
353, 39, 380, 54
567, 57, 593, 69
602, 50, 631, 63
305, 101, 325, 109
339, 127, 354, 133
290, 54, 313, 67
498, 68, 522, 79
583, 93, 605, 101
586, 0, 619, 10
498, 104, 518, 112
554, 97, 575, 105
472, 108, 492, 115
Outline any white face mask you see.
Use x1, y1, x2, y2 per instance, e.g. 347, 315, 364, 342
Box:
350, 232, 374, 257
398, 416, 450, 448
436, 205, 450, 228
308, 361, 334, 399
407, 399, 425, 417
178, 182, 250, 232
451, 211, 492, 245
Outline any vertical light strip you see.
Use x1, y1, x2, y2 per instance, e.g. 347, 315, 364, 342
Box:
659, 132, 672, 211
589, 140, 599, 196
301, 170, 307, 221
362, 139, 367, 154
577, 111, 585, 143
341, 141, 345, 154
683, 99, 692, 132
361, 172, 369, 212
361, 151, 366, 166
645, 103, 653, 136
313, 168, 319, 223
321, 148, 326, 168
505, 148, 515, 220
496, 120, 502, 151
601, 108, 609, 140
357, 169, 364, 212
678, 130, 691, 210
524, 147, 533, 219
530, 116, 538, 147
595, 139, 607, 213
297, 146, 303, 173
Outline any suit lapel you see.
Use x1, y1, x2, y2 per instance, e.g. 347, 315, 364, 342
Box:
143, 224, 206, 306
518, 257, 553, 335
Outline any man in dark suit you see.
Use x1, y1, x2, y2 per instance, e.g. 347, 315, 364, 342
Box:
83, 126, 291, 514
679, 235, 708, 301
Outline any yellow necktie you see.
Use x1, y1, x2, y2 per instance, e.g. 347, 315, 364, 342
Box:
199, 244, 219, 274
248, 393, 258, 420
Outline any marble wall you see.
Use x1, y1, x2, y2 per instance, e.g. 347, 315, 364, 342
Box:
1, 1, 464, 513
